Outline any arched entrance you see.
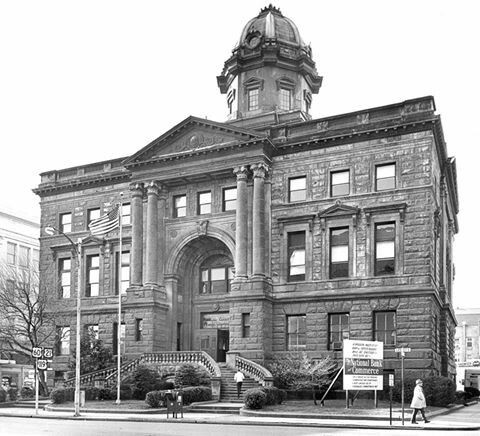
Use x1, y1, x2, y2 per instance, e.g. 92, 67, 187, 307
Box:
169, 234, 234, 362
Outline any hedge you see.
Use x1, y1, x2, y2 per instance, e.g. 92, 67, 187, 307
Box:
20, 386, 34, 399
261, 386, 286, 405
145, 387, 212, 408
244, 388, 267, 410
0, 390, 6, 403
392, 376, 456, 407
50, 387, 75, 404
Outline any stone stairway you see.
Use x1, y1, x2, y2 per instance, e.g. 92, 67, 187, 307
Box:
218, 363, 261, 402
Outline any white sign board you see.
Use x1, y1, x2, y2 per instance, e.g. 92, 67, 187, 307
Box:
343, 339, 384, 390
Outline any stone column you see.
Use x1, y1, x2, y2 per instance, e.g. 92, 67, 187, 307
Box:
145, 181, 160, 286
129, 183, 144, 286
158, 188, 167, 285
234, 166, 249, 279
251, 163, 268, 277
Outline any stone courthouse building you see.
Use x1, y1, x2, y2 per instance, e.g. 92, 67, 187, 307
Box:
35, 5, 459, 383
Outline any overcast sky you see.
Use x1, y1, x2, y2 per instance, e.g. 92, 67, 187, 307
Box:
1, 0, 478, 309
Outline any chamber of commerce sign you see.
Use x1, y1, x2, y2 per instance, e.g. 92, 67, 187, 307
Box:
343, 339, 383, 390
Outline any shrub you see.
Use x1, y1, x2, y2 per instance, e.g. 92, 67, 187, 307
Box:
244, 388, 267, 410
145, 390, 169, 408
392, 376, 456, 407
20, 386, 34, 399
174, 363, 211, 388
98, 388, 114, 401
465, 387, 480, 398
0, 389, 6, 403
455, 390, 466, 404
84, 387, 100, 401
8, 388, 18, 401
266, 353, 337, 391
261, 386, 286, 405
423, 376, 456, 407
50, 388, 65, 404
181, 386, 212, 405
127, 366, 165, 400
106, 385, 133, 401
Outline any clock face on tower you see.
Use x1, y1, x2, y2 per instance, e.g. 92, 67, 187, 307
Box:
246, 32, 261, 49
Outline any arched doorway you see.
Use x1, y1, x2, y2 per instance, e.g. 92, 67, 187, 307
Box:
171, 234, 234, 362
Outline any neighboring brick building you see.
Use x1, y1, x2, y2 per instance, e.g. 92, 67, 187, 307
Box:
0, 211, 38, 386
455, 308, 480, 365
34, 5, 459, 382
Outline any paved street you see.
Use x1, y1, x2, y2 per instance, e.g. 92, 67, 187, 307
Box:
0, 417, 477, 436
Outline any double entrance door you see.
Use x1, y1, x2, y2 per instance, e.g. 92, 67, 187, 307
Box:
197, 328, 229, 362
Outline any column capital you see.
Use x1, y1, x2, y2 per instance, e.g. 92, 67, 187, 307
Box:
250, 162, 269, 179
233, 166, 249, 181
146, 181, 161, 196
129, 182, 144, 197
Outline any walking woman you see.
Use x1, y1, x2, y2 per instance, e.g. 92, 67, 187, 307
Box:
410, 379, 430, 424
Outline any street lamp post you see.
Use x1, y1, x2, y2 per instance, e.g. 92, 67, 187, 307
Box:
45, 226, 83, 417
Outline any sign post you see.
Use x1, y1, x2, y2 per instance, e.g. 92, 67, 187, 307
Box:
395, 346, 411, 425
32, 347, 42, 415
389, 373, 395, 425
343, 340, 384, 409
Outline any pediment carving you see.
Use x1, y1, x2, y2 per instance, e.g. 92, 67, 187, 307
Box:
124, 116, 261, 166
318, 201, 359, 219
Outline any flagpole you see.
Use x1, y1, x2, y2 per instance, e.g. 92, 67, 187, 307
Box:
116, 196, 123, 404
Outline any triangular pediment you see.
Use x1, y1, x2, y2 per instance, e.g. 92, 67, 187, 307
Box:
318, 201, 359, 218
124, 116, 263, 166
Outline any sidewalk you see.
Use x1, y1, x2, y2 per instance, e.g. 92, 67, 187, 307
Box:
0, 401, 478, 431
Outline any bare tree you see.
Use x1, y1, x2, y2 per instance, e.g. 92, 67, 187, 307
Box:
0, 262, 57, 394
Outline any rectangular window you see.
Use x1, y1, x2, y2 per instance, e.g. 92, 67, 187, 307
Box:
135, 319, 143, 341
288, 231, 305, 281
287, 315, 306, 350
222, 187, 237, 211
60, 212, 72, 233
198, 191, 211, 215
329, 313, 349, 350
279, 88, 292, 111
200, 267, 231, 294
375, 222, 395, 276
7, 242, 16, 265
375, 163, 396, 191
33, 249, 39, 270
121, 203, 131, 225
242, 313, 251, 338
330, 227, 349, 278
84, 324, 99, 341
288, 176, 306, 202
115, 251, 130, 295
433, 315, 439, 352
87, 208, 101, 227
86, 254, 100, 297
18, 246, 30, 268
173, 195, 186, 218
112, 322, 126, 355
59, 258, 71, 298
56, 326, 70, 355
331, 170, 350, 197
374, 311, 396, 345
248, 88, 259, 111
467, 337, 473, 348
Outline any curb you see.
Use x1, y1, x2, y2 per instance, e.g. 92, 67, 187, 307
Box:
0, 412, 479, 431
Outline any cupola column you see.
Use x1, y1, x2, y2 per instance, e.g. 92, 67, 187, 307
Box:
130, 183, 144, 286
251, 163, 268, 277
145, 181, 160, 286
234, 166, 249, 279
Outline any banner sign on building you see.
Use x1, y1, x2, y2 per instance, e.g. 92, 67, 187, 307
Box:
343, 339, 384, 390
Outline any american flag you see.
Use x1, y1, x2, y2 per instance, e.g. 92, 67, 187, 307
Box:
88, 205, 120, 236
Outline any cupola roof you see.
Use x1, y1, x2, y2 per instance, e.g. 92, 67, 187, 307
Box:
237, 5, 306, 49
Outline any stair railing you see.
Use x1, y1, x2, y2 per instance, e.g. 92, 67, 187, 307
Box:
235, 355, 274, 386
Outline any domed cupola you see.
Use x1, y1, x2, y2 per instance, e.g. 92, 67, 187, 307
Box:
217, 5, 323, 129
